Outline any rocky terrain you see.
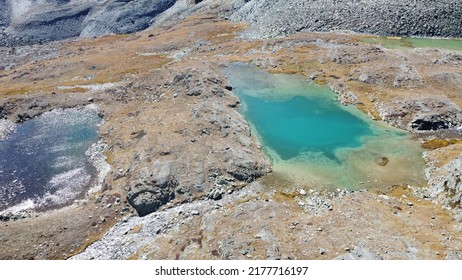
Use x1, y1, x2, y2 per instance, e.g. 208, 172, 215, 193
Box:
227, 0, 462, 39
2, 0, 462, 46
72, 182, 462, 260
0, 2, 462, 260
0, 0, 177, 46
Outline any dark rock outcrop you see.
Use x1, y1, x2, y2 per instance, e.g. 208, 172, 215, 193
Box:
126, 160, 177, 217
411, 115, 455, 131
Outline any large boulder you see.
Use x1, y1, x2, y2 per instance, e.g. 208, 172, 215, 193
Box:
126, 160, 177, 217
379, 97, 462, 131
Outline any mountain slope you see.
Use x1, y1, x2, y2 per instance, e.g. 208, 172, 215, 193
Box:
1, 0, 462, 47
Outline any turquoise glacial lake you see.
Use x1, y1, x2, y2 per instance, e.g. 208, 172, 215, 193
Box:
224, 63, 426, 189
0, 106, 101, 213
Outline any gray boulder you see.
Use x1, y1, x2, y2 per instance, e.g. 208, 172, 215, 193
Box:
126, 160, 177, 217
379, 97, 462, 131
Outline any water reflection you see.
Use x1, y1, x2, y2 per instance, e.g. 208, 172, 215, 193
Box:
0, 106, 101, 212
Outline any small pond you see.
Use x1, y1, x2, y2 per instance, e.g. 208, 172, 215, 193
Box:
0, 106, 101, 213
224, 63, 426, 190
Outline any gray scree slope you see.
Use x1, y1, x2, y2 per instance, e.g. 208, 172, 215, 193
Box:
1, 0, 461, 45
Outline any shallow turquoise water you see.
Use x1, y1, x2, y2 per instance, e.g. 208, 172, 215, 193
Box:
240, 93, 372, 161
0, 106, 101, 212
224, 63, 425, 189
362, 36, 462, 51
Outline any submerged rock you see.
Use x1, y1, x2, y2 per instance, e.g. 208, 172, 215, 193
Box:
376, 157, 389, 167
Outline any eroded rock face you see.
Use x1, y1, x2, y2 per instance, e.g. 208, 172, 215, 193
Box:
10, 3, 92, 41
127, 160, 177, 217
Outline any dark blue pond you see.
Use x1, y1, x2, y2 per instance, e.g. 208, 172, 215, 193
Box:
0, 106, 101, 212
